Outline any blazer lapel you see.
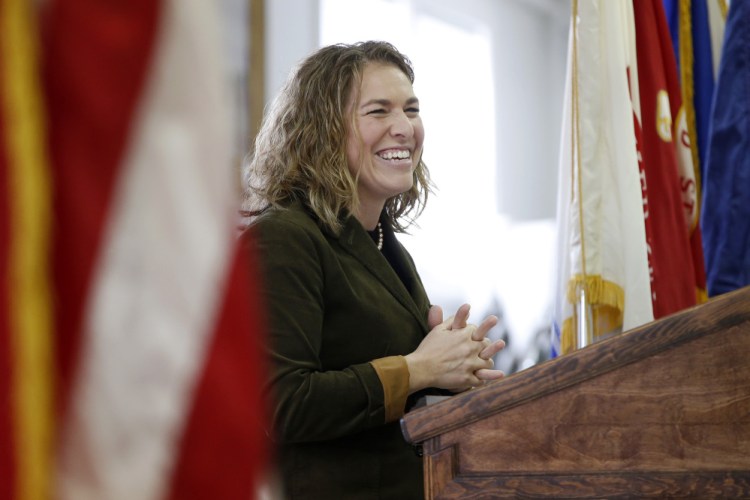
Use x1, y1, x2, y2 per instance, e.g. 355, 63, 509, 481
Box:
333, 216, 429, 333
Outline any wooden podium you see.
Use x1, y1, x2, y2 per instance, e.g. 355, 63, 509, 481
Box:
401, 286, 750, 498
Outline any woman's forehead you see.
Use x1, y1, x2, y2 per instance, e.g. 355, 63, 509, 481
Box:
357, 63, 415, 99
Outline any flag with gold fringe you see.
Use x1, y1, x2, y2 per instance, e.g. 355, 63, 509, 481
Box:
45, 1, 267, 498
552, 0, 653, 356
633, 0, 707, 317
2, 1, 267, 498
553, 0, 710, 358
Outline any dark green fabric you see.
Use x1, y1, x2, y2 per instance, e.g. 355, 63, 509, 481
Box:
248, 202, 431, 499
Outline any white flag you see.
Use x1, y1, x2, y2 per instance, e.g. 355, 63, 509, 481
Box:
552, 0, 653, 356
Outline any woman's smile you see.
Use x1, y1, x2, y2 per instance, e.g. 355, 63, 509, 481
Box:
346, 62, 425, 226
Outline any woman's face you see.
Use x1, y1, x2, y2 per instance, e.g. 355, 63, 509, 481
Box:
346, 62, 424, 216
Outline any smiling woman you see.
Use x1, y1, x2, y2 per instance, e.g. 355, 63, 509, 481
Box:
346, 63, 425, 229
314, 0, 571, 375
241, 41, 507, 499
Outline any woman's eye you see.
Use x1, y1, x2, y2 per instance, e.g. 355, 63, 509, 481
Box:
406, 107, 420, 114
366, 108, 386, 115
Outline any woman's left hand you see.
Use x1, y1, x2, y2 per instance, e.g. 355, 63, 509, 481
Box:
428, 304, 507, 384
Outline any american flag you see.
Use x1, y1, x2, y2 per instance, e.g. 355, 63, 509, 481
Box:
1, 1, 267, 498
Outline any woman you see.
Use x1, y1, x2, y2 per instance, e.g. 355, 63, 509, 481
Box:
244, 41, 506, 499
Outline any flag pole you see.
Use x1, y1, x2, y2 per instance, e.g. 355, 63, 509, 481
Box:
571, 0, 592, 350
248, 0, 265, 144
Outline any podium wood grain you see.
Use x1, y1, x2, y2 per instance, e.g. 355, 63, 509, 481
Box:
402, 286, 750, 498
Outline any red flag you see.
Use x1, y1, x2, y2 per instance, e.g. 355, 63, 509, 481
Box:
42, 1, 267, 498
167, 245, 267, 499
43, 0, 162, 423
633, 0, 706, 318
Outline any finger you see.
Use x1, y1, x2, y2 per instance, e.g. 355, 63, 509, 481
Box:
471, 315, 498, 341
427, 305, 444, 330
451, 304, 471, 330
465, 373, 483, 388
479, 339, 506, 360
469, 351, 495, 372
474, 368, 505, 381
474, 337, 492, 358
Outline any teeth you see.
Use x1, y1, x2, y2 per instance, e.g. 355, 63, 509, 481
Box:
379, 150, 410, 160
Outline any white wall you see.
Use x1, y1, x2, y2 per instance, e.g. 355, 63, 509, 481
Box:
265, 0, 320, 103
409, 0, 569, 221
489, 0, 570, 221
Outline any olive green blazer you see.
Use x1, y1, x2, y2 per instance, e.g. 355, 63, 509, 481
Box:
248, 202, 432, 499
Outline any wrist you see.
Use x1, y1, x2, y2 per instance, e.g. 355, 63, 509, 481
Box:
403, 352, 428, 394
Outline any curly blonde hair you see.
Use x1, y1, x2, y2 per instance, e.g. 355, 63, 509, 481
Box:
243, 41, 432, 233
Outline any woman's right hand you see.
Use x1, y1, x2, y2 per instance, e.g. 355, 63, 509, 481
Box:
404, 304, 506, 393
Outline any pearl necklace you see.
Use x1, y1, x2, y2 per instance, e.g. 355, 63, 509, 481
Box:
376, 222, 383, 251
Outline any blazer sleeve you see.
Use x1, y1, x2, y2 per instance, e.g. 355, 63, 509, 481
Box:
250, 213, 406, 443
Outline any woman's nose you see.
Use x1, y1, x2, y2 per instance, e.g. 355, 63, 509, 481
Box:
389, 110, 414, 138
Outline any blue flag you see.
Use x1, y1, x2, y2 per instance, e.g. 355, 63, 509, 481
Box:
701, 0, 750, 296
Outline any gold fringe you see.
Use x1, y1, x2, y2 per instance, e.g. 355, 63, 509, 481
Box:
565, 274, 625, 311
696, 286, 708, 304
1, 0, 54, 499
561, 317, 577, 355
560, 275, 626, 355
718, 0, 728, 20
679, 0, 703, 224
560, 302, 623, 355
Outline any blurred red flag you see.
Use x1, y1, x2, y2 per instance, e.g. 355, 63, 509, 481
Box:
633, 0, 706, 318
3, 0, 267, 498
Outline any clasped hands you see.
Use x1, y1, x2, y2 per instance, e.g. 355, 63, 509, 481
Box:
404, 303, 506, 394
